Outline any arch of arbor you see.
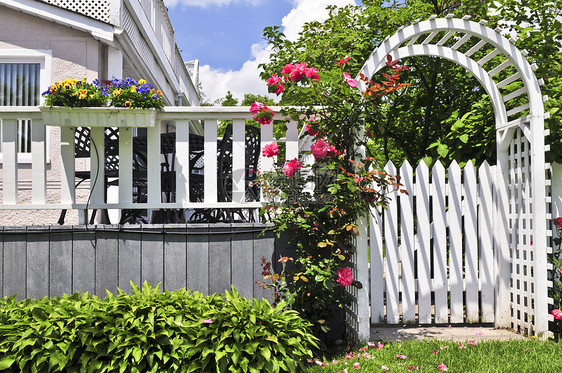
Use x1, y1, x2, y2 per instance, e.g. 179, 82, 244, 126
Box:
351, 16, 552, 340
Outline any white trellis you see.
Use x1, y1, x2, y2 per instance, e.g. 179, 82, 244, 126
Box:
349, 15, 552, 341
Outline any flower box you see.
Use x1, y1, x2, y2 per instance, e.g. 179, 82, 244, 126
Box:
40, 107, 157, 128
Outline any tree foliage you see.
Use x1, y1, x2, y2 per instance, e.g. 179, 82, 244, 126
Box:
259, 0, 562, 166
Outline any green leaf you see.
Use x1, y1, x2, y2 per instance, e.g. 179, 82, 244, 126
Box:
0, 356, 16, 370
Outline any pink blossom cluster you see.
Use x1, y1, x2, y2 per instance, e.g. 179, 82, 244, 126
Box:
343, 72, 358, 88
250, 101, 275, 125
336, 267, 353, 286
283, 158, 303, 178
310, 138, 338, 160
553, 309, 562, 320
266, 62, 320, 95
261, 143, 279, 158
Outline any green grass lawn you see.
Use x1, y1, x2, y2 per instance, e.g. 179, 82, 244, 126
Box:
303, 339, 562, 372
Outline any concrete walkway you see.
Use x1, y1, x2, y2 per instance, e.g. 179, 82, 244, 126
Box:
370, 325, 526, 342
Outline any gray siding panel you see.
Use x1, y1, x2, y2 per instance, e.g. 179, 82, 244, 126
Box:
4, 227, 27, 299
141, 225, 164, 287
186, 225, 209, 295
209, 224, 231, 295
232, 224, 254, 300
254, 228, 275, 301
72, 227, 96, 295
50, 227, 73, 297
164, 225, 187, 291
95, 226, 119, 297
118, 227, 142, 293
0, 224, 277, 301
26, 226, 50, 299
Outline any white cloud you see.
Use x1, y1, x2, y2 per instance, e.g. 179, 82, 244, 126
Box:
164, 0, 263, 8
197, 0, 358, 103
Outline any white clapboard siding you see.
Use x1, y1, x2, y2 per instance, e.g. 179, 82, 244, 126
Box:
400, 161, 416, 323
384, 161, 400, 324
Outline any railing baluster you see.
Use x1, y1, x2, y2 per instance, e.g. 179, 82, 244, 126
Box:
231, 119, 245, 204
31, 118, 47, 204
147, 123, 161, 205
175, 119, 190, 206
89, 127, 106, 208
118, 127, 133, 205
2, 118, 18, 204
285, 120, 298, 160
204, 120, 218, 204
59, 126, 76, 206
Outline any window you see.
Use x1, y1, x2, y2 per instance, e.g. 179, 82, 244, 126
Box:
0, 63, 41, 106
0, 49, 51, 163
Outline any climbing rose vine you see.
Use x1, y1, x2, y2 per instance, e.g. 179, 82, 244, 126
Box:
254, 55, 410, 339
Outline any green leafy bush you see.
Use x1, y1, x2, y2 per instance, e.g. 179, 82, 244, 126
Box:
0, 282, 318, 372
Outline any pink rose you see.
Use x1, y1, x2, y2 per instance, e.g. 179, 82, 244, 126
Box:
283, 158, 303, 178
306, 121, 318, 136
290, 62, 308, 82
250, 101, 275, 125
262, 143, 279, 158
552, 309, 562, 320
281, 63, 294, 75
250, 101, 264, 115
311, 138, 332, 159
344, 72, 358, 88
267, 74, 284, 95
337, 267, 353, 286
305, 67, 320, 80
554, 217, 562, 228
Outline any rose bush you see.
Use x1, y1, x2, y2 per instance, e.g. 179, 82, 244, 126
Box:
254, 56, 409, 340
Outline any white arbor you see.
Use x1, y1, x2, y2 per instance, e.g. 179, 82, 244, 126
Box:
351, 16, 552, 340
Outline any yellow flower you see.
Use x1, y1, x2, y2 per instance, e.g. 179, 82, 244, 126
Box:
81, 77, 87, 84
78, 89, 87, 99
63, 82, 71, 89
138, 79, 147, 85
125, 101, 132, 108
112, 89, 123, 97
157, 90, 163, 96
131, 85, 137, 93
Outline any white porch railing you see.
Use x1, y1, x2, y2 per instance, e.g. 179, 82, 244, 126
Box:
0, 106, 303, 219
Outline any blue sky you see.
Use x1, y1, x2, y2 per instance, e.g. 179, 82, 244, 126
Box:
163, 0, 358, 103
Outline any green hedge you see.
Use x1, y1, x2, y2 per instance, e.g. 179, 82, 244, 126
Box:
0, 283, 318, 372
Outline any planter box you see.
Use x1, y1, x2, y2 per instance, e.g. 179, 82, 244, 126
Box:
40, 107, 157, 127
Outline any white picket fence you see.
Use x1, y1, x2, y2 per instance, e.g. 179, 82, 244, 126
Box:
360, 160, 499, 326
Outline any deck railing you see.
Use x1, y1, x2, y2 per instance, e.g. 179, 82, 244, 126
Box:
0, 106, 306, 221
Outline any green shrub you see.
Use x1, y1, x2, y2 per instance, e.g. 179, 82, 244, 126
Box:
0, 282, 318, 372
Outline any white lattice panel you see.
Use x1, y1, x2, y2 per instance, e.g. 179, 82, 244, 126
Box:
508, 128, 535, 335
41, 0, 112, 23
